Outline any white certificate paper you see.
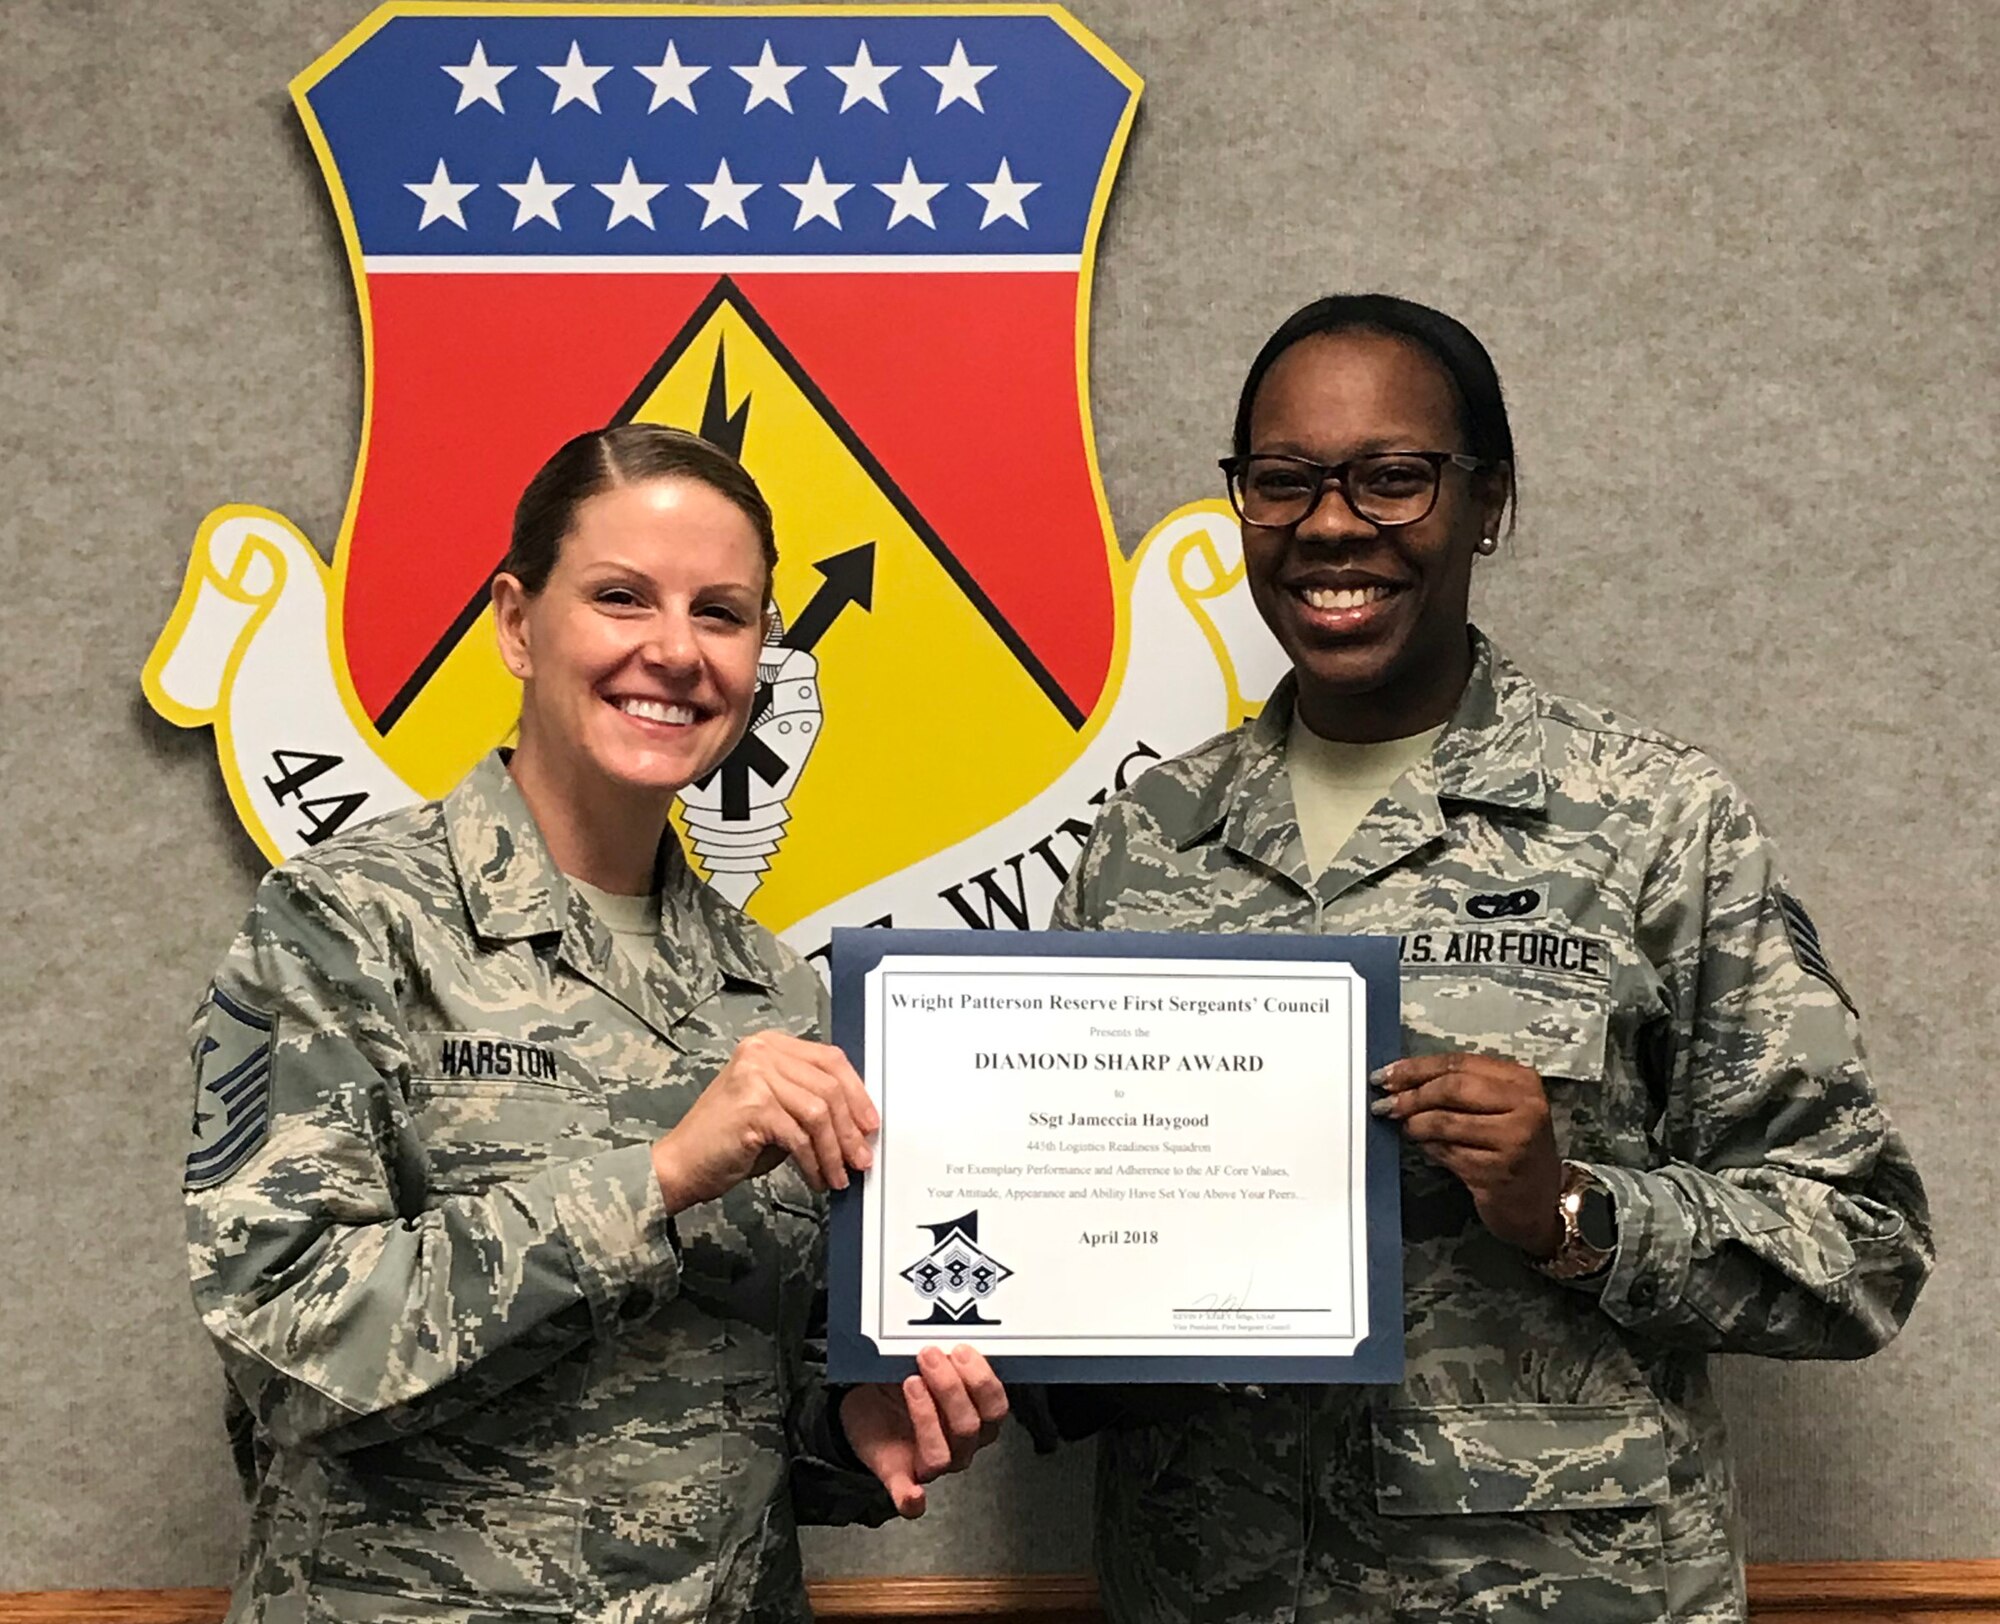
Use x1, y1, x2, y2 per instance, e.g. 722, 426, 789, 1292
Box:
828, 931, 1404, 1382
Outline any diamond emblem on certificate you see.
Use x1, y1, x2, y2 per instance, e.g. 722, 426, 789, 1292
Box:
901, 1211, 1013, 1325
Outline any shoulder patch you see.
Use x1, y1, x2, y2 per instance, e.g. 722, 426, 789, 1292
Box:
1775, 889, 1858, 1018
186, 987, 275, 1191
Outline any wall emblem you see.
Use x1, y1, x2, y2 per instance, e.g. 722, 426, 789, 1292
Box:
143, 4, 1288, 963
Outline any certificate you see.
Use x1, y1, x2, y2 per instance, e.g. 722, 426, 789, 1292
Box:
826, 929, 1403, 1383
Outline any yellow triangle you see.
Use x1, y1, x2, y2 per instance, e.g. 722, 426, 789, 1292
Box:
633, 291, 1083, 932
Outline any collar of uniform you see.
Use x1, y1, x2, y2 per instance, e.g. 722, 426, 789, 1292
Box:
445, 752, 570, 939
445, 752, 778, 983
1431, 631, 1549, 813
661, 850, 781, 991
1177, 628, 1547, 858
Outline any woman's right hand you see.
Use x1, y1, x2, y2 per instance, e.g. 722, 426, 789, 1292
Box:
650, 1031, 879, 1214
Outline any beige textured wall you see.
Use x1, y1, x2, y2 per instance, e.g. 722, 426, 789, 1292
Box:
1, 0, 1993, 1589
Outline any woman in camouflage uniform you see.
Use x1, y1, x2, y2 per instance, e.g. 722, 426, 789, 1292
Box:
1048, 297, 1931, 1623
184, 425, 1006, 1623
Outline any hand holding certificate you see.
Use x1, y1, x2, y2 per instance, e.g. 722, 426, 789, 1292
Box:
827, 929, 1403, 1383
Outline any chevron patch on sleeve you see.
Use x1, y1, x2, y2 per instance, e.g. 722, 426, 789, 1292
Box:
1775, 889, 1858, 1017
185, 987, 275, 1191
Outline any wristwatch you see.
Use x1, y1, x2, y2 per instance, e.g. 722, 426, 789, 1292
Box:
1536, 1161, 1618, 1281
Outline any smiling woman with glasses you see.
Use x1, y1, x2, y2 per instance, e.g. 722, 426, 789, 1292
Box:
1037, 293, 1933, 1624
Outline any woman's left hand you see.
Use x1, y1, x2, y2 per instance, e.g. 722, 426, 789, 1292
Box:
839, 1345, 1009, 1518
1372, 1052, 1565, 1258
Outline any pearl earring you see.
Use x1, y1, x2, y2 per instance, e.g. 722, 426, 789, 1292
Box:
1475, 534, 1499, 555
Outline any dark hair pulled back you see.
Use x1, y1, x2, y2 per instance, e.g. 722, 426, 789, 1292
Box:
1233, 294, 1518, 532
502, 423, 777, 595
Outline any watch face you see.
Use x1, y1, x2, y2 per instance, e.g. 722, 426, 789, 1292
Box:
1578, 1188, 1618, 1252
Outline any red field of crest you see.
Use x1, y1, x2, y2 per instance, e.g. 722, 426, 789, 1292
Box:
340, 270, 1118, 727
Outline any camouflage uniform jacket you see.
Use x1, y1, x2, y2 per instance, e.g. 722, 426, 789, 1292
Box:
1050, 633, 1931, 1624
185, 753, 891, 1624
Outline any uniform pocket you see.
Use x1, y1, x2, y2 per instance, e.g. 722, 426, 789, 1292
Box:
407, 1034, 612, 1196
1398, 968, 1613, 1174
1374, 1401, 1671, 1623
1398, 967, 1609, 1083
308, 1477, 583, 1620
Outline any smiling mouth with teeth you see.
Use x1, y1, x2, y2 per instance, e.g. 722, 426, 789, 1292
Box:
616, 697, 697, 726
1300, 584, 1398, 611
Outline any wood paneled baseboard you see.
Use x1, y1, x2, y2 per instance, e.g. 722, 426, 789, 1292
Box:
3, 1564, 1997, 1622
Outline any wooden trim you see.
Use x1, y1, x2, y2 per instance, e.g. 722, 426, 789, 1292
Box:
0, 1596, 234, 1624
1750, 1561, 2000, 1615
2, 1564, 1997, 1622
810, 1575, 1100, 1618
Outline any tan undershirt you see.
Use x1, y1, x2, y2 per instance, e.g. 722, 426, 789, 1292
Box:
569, 877, 662, 971
1286, 713, 1446, 879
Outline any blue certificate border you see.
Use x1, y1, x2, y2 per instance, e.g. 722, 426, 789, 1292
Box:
827, 928, 1404, 1384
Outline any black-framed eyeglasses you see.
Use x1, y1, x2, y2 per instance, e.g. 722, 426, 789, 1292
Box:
1218, 450, 1493, 529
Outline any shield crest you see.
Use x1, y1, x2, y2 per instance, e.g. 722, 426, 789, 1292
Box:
323, 4, 1140, 920
145, 4, 1290, 955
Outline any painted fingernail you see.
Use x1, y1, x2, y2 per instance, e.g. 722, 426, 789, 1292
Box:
1369, 1096, 1396, 1117
1368, 1066, 1393, 1087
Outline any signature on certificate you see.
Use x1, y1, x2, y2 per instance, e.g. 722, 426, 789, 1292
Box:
1183, 1266, 1258, 1314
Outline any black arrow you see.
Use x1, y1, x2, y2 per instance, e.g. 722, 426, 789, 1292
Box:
783, 542, 876, 653
700, 339, 750, 461
692, 723, 790, 822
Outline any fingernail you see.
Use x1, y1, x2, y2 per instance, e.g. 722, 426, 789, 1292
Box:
1368, 1066, 1393, 1087
855, 1149, 874, 1170
952, 1345, 974, 1363
1369, 1096, 1396, 1117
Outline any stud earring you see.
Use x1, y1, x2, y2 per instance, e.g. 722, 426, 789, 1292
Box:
1475, 534, 1499, 555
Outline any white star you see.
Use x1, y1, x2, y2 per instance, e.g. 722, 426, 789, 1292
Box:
781, 158, 853, 229
967, 157, 1040, 229
875, 158, 947, 230
733, 40, 804, 113
594, 159, 667, 230
540, 40, 610, 113
636, 41, 707, 113
687, 157, 760, 229
828, 40, 899, 112
499, 159, 572, 229
405, 159, 477, 230
442, 40, 514, 113
921, 39, 995, 112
